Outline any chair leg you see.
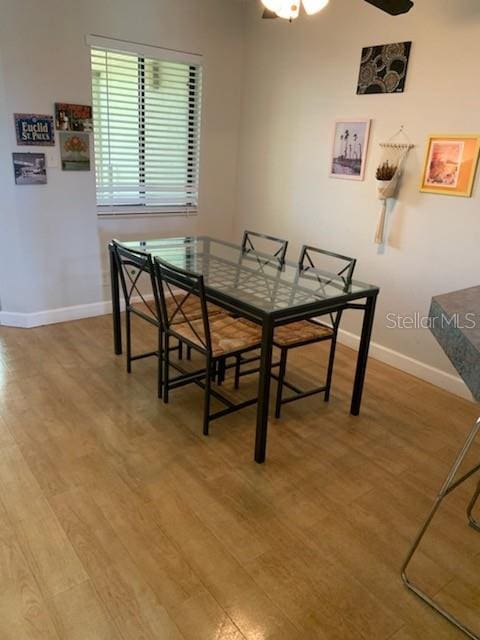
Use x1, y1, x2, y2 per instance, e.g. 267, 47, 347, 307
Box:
234, 354, 241, 390
275, 348, 288, 419
157, 327, 163, 399
324, 335, 337, 402
218, 358, 226, 386
126, 309, 132, 373
163, 334, 170, 404
203, 355, 212, 436
178, 341, 183, 360
187, 345, 192, 361
401, 418, 480, 640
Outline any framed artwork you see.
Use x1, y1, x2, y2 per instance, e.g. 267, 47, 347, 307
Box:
55, 103, 93, 132
12, 152, 47, 185
357, 42, 412, 94
59, 132, 90, 171
14, 113, 55, 145
330, 119, 371, 181
420, 134, 480, 197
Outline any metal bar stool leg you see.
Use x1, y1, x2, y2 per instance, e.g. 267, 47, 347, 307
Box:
466, 479, 480, 532
401, 417, 480, 640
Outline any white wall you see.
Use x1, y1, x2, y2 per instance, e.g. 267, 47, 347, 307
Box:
0, 0, 244, 314
1, 0, 479, 395
235, 0, 480, 388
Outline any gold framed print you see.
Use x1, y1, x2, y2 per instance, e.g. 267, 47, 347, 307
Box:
420, 134, 480, 197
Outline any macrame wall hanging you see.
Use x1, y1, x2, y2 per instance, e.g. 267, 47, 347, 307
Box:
374, 127, 414, 245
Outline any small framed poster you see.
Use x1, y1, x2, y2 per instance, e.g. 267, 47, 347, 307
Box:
59, 132, 90, 171
330, 119, 371, 181
55, 103, 93, 132
12, 152, 47, 185
14, 114, 55, 146
420, 134, 480, 197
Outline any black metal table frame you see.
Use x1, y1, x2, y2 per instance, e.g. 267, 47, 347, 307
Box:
108, 239, 379, 464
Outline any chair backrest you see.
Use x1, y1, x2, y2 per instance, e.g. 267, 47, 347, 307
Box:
153, 258, 212, 352
241, 230, 288, 264
112, 240, 159, 322
299, 245, 357, 286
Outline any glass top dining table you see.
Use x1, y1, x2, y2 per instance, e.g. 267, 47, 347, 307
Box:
109, 236, 380, 463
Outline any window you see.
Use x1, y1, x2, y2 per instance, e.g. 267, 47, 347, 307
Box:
88, 36, 202, 214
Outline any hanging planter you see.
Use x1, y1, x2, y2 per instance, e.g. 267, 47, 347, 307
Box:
375, 161, 401, 244
374, 131, 414, 246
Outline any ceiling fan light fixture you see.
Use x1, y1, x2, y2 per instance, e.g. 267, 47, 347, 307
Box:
302, 0, 329, 15
260, 0, 300, 20
275, 1, 301, 20
260, 0, 282, 12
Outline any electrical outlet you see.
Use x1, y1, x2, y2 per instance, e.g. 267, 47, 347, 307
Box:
46, 150, 59, 168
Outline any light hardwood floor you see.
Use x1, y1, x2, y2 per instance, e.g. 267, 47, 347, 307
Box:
0, 313, 479, 639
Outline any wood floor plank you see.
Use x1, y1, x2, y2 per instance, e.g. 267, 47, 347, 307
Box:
0, 539, 61, 640
89, 476, 205, 610
50, 580, 118, 640
434, 576, 480, 635
15, 514, 88, 598
146, 471, 302, 639
170, 591, 246, 640
0, 416, 14, 449
50, 488, 185, 640
0, 445, 53, 523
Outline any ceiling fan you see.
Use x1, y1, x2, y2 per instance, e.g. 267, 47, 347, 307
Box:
262, 0, 414, 20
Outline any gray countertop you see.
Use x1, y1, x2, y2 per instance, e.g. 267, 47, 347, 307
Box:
429, 285, 480, 401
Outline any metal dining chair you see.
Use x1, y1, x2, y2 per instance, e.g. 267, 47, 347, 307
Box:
213, 230, 289, 387
241, 230, 289, 265
112, 240, 222, 397
272, 245, 356, 418
154, 257, 263, 436
112, 241, 161, 377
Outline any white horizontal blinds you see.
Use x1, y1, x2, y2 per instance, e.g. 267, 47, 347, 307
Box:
90, 45, 202, 210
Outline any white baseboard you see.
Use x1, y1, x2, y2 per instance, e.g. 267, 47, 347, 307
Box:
0, 300, 471, 401
0, 301, 112, 329
338, 328, 472, 401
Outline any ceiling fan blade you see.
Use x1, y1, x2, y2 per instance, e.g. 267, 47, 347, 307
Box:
364, 0, 414, 15
262, 8, 278, 18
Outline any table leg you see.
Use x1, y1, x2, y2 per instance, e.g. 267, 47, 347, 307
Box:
350, 293, 377, 415
255, 317, 274, 463
109, 243, 122, 355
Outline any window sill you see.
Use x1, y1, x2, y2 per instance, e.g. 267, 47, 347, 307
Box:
97, 208, 198, 220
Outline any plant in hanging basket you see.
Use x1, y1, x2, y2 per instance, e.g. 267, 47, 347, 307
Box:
376, 161, 397, 181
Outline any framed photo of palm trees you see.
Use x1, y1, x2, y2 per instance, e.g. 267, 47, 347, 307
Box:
330, 119, 371, 181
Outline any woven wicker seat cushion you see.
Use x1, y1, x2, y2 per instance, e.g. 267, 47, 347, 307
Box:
273, 320, 333, 347
173, 315, 262, 357
166, 297, 223, 325
131, 297, 222, 325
